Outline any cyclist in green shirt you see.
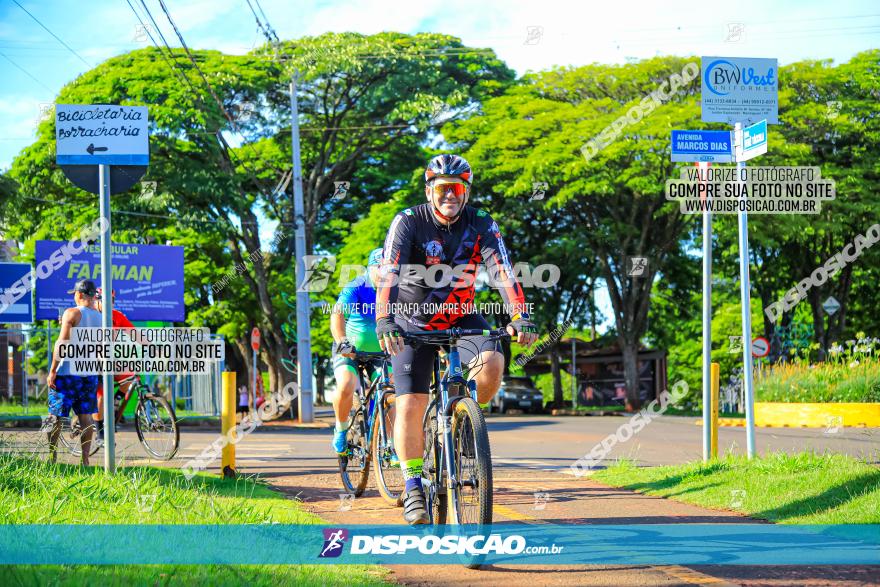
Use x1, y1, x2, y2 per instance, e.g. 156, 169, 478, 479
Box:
330, 248, 389, 454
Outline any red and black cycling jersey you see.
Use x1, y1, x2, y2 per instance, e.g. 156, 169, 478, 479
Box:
376, 203, 527, 329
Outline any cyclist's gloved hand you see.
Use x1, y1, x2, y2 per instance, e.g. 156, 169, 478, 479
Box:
376, 317, 405, 356
507, 312, 538, 347
333, 339, 356, 358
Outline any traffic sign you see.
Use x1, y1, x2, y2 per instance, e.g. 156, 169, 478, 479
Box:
822, 296, 841, 316
251, 327, 261, 351
735, 119, 768, 162
701, 57, 779, 125
0, 263, 34, 323
55, 104, 149, 195
671, 130, 734, 163
56, 105, 149, 166
751, 337, 770, 358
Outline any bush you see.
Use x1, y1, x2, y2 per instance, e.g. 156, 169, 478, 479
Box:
756, 334, 880, 403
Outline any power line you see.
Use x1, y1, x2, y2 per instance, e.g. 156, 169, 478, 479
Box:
157, 0, 244, 135
252, 0, 279, 42
127, 0, 282, 197
0, 49, 54, 92
244, 0, 278, 44
154, 0, 286, 183
10, 0, 92, 68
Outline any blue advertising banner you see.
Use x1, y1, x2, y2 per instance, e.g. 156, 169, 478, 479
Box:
0, 262, 33, 323
0, 524, 877, 565
34, 241, 184, 322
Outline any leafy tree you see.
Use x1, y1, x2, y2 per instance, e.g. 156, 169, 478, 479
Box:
711, 50, 880, 358
449, 57, 706, 409
3, 33, 514, 404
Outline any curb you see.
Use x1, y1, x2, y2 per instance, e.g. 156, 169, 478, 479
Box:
550, 409, 626, 417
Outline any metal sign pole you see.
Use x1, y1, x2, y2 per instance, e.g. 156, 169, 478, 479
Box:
699, 162, 713, 461
252, 346, 258, 412
734, 123, 757, 459
99, 164, 115, 473
571, 337, 577, 409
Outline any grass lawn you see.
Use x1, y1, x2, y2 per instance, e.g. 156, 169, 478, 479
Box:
593, 452, 880, 524
0, 455, 390, 586
0, 401, 203, 419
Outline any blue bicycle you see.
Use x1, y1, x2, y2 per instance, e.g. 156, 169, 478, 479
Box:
403, 328, 510, 531
338, 351, 402, 505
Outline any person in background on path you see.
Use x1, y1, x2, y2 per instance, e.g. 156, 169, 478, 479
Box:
46, 279, 103, 465
237, 385, 250, 422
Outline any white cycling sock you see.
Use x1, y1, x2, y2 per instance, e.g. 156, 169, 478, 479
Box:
335, 420, 350, 432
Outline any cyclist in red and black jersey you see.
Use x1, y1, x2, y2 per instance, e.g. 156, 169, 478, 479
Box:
375, 154, 538, 524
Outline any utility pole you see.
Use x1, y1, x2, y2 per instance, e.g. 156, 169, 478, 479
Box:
290, 72, 314, 423
99, 164, 115, 472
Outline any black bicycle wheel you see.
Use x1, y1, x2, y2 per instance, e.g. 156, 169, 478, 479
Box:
451, 397, 493, 527
372, 391, 404, 506
339, 407, 371, 497
57, 417, 100, 457
423, 405, 447, 525
134, 393, 180, 460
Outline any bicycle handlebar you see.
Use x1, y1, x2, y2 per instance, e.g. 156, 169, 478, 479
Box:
403, 328, 510, 342
353, 351, 389, 361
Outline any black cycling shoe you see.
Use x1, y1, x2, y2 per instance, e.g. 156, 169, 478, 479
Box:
402, 487, 430, 525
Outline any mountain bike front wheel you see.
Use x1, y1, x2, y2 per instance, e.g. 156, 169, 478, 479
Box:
372, 390, 404, 506
135, 392, 179, 460
451, 397, 493, 527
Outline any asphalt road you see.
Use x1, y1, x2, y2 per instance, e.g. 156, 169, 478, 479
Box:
4, 412, 878, 586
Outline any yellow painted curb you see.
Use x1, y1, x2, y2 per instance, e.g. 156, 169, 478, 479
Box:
755, 402, 880, 428
693, 418, 745, 427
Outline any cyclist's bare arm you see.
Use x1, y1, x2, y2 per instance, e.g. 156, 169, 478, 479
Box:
330, 311, 347, 343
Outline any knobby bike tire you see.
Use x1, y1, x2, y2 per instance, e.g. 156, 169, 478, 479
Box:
451, 397, 493, 527
372, 390, 404, 506
451, 397, 493, 568
339, 407, 371, 497
134, 393, 180, 460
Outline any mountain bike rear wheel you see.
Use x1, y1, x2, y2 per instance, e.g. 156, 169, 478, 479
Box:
339, 407, 371, 497
135, 392, 180, 460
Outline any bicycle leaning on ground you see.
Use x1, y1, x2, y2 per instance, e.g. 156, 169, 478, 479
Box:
56, 375, 180, 461
404, 328, 509, 530
338, 351, 404, 505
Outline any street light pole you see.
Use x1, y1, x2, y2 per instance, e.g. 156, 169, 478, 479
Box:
290, 72, 313, 423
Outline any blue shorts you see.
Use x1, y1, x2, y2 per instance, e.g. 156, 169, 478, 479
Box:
49, 375, 99, 417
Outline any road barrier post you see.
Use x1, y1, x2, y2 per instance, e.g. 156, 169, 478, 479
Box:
710, 362, 720, 459
221, 371, 236, 478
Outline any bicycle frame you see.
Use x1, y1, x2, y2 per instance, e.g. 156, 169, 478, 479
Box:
410, 327, 507, 526
352, 353, 393, 452
112, 376, 140, 425
420, 340, 478, 525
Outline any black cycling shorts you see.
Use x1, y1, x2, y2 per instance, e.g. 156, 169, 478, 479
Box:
390, 314, 502, 396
